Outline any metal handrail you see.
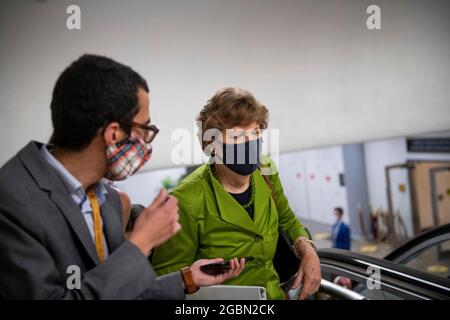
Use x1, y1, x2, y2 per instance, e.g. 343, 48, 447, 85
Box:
318, 279, 367, 300
281, 276, 367, 300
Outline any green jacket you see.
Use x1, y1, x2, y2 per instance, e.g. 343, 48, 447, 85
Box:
152, 159, 309, 299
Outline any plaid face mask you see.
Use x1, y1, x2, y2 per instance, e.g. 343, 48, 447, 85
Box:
105, 137, 152, 181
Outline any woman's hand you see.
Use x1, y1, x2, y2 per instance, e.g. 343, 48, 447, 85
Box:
190, 258, 246, 287
291, 244, 322, 300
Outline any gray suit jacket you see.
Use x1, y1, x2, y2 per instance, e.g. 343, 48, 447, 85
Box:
0, 141, 184, 300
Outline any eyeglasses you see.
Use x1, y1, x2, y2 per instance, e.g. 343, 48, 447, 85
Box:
126, 121, 160, 144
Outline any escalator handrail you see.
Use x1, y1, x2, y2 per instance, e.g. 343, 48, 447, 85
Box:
318, 279, 367, 300
318, 248, 450, 298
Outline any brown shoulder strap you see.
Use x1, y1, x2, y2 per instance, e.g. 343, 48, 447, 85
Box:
258, 167, 276, 202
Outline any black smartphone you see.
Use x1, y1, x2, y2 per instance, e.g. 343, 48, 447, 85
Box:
200, 256, 254, 276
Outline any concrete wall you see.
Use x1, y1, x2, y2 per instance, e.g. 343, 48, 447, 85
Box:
1, 0, 449, 170
364, 138, 407, 212
343, 144, 370, 237
363, 131, 450, 235
364, 132, 450, 211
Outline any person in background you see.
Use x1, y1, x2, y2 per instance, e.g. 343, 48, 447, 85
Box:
331, 207, 351, 250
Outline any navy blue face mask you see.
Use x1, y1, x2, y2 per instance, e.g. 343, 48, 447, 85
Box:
218, 138, 262, 176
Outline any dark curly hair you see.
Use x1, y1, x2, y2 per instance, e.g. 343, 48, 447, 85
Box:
50, 54, 148, 151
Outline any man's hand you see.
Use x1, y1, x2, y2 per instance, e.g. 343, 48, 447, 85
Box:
128, 189, 181, 256
190, 258, 246, 287
291, 243, 321, 300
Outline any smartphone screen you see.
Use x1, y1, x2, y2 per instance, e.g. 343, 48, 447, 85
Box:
200, 256, 254, 275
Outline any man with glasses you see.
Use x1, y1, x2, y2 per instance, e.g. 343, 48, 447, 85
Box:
0, 54, 245, 299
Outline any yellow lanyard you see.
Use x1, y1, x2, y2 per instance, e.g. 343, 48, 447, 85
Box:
86, 188, 105, 263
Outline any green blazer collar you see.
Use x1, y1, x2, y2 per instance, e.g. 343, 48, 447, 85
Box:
206, 165, 272, 235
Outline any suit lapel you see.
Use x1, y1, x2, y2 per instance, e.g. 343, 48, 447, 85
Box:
252, 170, 272, 228
49, 191, 101, 264
19, 141, 101, 265
101, 198, 124, 253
